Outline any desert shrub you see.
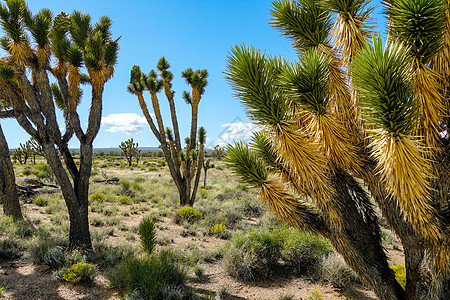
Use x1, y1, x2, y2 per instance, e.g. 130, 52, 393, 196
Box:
132, 182, 143, 191
194, 264, 205, 279
223, 228, 283, 281
390, 264, 406, 288
308, 289, 324, 300
90, 192, 106, 203
90, 217, 105, 227
102, 228, 115, 236
134, 177, 145, 183
118, 195, 132, 205
238, 196, 263, 217
198, 188, 208, 199
139, 217, 156, 255
22, 167, 32, 176
29, 241, 67, 269
156, 236, 174, 246
33, 196, 49, 207
174, 207, 203, 224
12, 220, 34, 238
106, 217, 123, 226
50, 213, 68, 225
318, 253, 360, 288
276, 226, 332, 274
108, 250, 186, 299
63, 262, 97, 284
279, 294, 294, 300
215, 209, 243, 229
209, 224, 230, 239
94, 242, 137, 268
119, 180, 133, 196
217, 286, 229, 299
0, 239, 21, 260
102, 206, 119, 216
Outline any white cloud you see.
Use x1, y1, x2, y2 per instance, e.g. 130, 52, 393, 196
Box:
101, 113, 151, 135
215, 121, 261, 146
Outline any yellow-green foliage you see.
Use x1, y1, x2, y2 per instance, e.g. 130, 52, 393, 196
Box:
175, 207, 202, 223
210, 224, 227, 235
390, 264, 406, 288
90, 192, 106, 203
63, 262, 97, 284
308, 289, 324, 300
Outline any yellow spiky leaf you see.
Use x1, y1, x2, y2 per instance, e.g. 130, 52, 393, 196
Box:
304, 113, 361, 172
370, 132, 441, 242
266, 123, 341, 229
258, 177, 321, 231
413, 65, 444, 149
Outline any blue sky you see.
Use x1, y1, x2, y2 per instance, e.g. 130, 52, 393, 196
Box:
2, 0, 385, 149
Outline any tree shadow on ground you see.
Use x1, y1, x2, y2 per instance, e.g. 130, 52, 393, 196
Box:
0, 259, 117, 300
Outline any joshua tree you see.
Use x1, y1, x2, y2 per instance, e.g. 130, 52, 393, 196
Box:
128, 58, 208, 206
119, 138, 140, 167
0, 0, 119, 249
26, 137, 43, 164
225, 0, 449, 299
12, 142, 31, 164
211, 145, 226, 160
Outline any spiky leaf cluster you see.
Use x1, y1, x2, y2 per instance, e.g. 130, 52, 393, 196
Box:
386, 0, 446, 63
352, 36, 416, 137
225, 45, 288, 125
198, 126, 206, 144
270, 0, 332, 53
322, 0, 374, 23
225, 142, 268, 187
279, 50, 331, 116
181, 68, 208, 95
51, 83, 82, 110
0, 0, 29, 47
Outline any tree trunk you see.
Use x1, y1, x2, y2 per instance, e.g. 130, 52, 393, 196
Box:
329, 169, 406, 300
203, 168, 207, 189
0, 124, 22, 220
42, 142, 92, 250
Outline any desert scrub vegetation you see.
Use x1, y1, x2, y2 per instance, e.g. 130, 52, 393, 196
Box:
223, 223, 332, 281
109, 215, 192, 299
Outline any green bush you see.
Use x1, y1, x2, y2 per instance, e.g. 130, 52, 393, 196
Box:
108, 250, 187, 299
117, 195, 132, 205
93, 242, 137, 268
223, 228, 283, 281
63, 262, 97, 284
174, 207, 203, 224
139, 217, 156, 255
275, 226, 332, 274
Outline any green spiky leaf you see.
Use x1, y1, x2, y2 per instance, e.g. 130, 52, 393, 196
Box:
270, 0, 332, 53
386, 0, 446, 63
352, 36, 416, 136
198, 126, 206, 144
225, 45, 288, 125
225, 142, 268, 187
279, 49, 331, 116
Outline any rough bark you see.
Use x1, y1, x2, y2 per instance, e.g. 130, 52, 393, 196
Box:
0, 124, 22, 220
328, 168, 406, 300
43, 142, 92, 250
